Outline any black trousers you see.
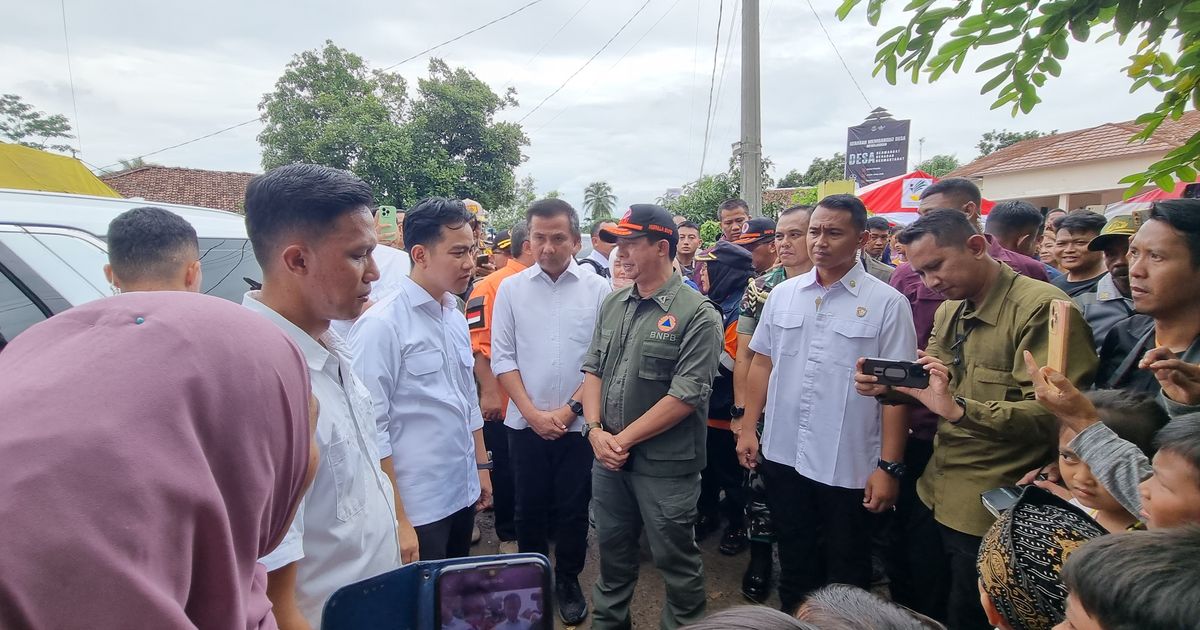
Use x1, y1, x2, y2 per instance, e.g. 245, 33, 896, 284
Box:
414, 504, 476, 561
761, 459, 871, 613
884, 437, 936, 611
509, 427, 592, 578
698, 426, 745, 529
483, 419, 516, 541
906, 498, 991, 630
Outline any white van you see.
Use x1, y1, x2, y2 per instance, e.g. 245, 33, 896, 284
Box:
0, 188, 260, 348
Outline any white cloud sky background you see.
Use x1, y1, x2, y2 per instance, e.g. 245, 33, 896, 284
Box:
3, 0, 1163, 212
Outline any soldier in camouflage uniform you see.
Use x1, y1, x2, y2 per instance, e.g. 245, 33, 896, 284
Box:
730, 204, 814, 603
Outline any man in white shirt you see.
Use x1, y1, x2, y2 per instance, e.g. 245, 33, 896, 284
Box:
242, 164, 406, 629
328, 232, 411, 339
736, 194, 916, 613
580, 220, 617, 277
349, 197, 493, 561
491, 199, 611, 625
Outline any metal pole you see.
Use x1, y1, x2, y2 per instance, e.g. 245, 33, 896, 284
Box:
739, 0, 762, 216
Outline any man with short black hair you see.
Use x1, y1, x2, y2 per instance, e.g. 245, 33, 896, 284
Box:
1080, 215, 1136, 348
985, 200, 1062, 280
717, 198, 751, 242
492, 199, 611, 624
1052, 211, 1109, 306
242, 164, 403, 629
864, 216, 891, 261
104, 206, 202, 293
677, 220, 701, 277
737, 194, 916, 613
859, 209, 1096, 630
581, 221, 616, 278
349, 197, 493, 563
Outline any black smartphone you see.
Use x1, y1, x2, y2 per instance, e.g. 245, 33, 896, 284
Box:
861, 358, 930, 389
477, 253, 492, 266
436, 556, 552, 630
981, 486, 1023, 518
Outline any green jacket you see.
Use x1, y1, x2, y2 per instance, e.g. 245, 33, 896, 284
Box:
582, 273, 722, 477
918, 265, 1098, 537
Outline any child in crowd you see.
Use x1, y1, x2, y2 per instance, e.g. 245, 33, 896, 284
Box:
1037, 390, 1168, 532
1056, 526, 1200, 630
976, 487, 1106, 630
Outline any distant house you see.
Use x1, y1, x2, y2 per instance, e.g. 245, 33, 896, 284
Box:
948, 110, 1200, 210
101, 166, 257, 212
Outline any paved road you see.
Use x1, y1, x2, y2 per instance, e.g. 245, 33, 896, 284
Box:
471, 509, 781, 629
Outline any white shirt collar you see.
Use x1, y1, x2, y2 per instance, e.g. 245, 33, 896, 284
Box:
242, 291, 335, 373
399, 274, 457, 311
532, 259, 586, 282
796, 258, 868, 296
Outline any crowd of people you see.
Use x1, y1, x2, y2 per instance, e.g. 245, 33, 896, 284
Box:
1, 162, 1199, 630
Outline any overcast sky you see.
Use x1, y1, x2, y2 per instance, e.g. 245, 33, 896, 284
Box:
4, 0, 1161, 211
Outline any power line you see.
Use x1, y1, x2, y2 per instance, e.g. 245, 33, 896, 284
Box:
502, 0, 594, 88
60, 0, 82, 158
699, 0, 725, 178
804, 0, 872, 109
710, 0, 741, 150
517, 0, 654, 124
95, 3, 545, 170
378, 0, 547, 72
687, 0, 702, 172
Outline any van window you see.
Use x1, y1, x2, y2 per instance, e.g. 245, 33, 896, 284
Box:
0, 268, 47, 350
198, 238, 261, 303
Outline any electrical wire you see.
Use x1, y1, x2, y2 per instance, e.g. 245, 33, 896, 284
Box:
699, 0, 725, 178
60, 0, 82, 158
804, 0, 872, 109
95, 2, 545, 170
709, 0, 741, 155
517, 0, 654, 124
501, 0, 594, 88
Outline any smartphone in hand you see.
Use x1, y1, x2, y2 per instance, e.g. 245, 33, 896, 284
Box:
861, 358, 930, 389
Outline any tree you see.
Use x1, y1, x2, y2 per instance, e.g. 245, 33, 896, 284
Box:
836, 0, 1200, 193
778, 169, 807, 188
660, 172, 739, 224
976, 129, 1052, 156
790, 153, 846, 187
490, 175, 538, 230
916, 154, 961, 177
0, 94, 74, 154
258, 41, 527, 207
583, 181, 617, 222
546, 190, 561, 199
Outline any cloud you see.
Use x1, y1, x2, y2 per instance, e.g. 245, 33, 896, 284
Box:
1, 0, 1164, 212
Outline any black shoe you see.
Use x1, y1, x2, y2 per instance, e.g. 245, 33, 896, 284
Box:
719, 527, 749, 556
694, 514, 719, 541
741, 541, 773, 603
555, 575, 588, 625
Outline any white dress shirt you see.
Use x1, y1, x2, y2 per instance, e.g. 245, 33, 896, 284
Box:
491, 261, 612, 431
748, 262, 917, 489
244, 292, 400, 628
348, 275, 483, 527
329, 245, 411, 339
584, 248, 611, 273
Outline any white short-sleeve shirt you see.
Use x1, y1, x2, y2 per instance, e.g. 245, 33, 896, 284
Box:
348, 275, 483, 527
490, 261, 611, 431
748, 262, 917, 489
245, 292, 400, 628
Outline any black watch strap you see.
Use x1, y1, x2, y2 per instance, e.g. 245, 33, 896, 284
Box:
878, 459, 907, 479
568, 398, 584, 416
730, 404, 746, 418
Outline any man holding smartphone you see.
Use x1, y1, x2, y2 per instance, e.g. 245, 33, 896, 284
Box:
735, 194, 916, 614
855, 209, 1096, 630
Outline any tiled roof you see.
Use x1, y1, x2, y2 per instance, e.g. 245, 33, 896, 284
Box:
763, 187, 811, 207
949, 110, 1200, 178
101, 166, 257, 212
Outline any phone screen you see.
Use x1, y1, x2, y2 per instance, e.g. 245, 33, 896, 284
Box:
436, 560, 549, 630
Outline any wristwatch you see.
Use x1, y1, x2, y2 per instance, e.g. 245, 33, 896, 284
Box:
878, 459, 907, 479
568, 398, 584, 416
950, 396, 968, 424
730, 404, 746, 418
582, 421, 602, 439
477, 450, 494, 471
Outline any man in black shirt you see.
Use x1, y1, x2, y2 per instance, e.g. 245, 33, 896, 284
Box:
1051, 211, 1108, 305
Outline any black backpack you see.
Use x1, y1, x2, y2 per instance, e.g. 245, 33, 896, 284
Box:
577, 257, 611, 279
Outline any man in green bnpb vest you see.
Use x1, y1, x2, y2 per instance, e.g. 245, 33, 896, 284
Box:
580, 203, 723, 629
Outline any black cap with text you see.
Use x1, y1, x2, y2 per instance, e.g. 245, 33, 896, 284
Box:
599, 204, 679, 244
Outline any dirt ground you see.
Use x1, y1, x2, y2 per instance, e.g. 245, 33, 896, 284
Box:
471, 509, 781, 629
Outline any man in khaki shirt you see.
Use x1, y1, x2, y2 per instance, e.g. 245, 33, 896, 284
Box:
856, 210, 1096, 630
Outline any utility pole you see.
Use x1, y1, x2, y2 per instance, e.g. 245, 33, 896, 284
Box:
738, 0, 762, 216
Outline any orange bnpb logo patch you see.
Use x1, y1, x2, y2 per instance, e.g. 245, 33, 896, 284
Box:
657, 314, 678, 332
